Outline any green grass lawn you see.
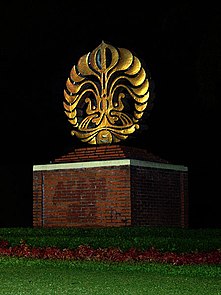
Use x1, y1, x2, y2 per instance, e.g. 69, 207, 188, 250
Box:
1, 227, 221, 253
0, 257, 220, 295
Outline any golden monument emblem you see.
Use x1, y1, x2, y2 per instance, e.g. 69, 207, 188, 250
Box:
63, 41, 151, 145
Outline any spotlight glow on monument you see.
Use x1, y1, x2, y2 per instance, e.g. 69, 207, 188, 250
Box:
63, 41, 151, 145
33, 41, 188, 229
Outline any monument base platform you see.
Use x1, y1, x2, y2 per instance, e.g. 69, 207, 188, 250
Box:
33, 145, 188, 228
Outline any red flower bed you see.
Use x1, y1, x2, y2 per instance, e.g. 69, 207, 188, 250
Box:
0, 240, 221, 265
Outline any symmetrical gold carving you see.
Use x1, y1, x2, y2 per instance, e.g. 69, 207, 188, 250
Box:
63, 41, 150, 145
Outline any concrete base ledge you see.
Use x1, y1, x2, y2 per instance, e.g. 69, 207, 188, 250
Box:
33, 159, 188, 172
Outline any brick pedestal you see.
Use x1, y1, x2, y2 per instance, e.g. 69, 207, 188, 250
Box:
33, 145, 188, 228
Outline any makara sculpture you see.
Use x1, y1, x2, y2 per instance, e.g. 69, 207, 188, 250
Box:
63, 41, 151, 145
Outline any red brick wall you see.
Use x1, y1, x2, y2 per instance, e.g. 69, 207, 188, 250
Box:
33, 166, 131, 228
33, 172, 43, 227
33, 162, 188, 228
131, 166, 188, 227
52, 145, 170, 164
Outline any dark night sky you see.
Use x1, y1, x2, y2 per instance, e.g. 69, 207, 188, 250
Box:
1, 2, 220, 227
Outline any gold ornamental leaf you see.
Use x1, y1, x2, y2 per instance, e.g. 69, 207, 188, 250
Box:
132, 79, 149, 96
135, 102, 148, 112
133, 92, 150, 104
125, 68, 146, 87
63, 101, 77, 112
69, 117, 78, 126
125, 56, 141, 75
64, 107, 78, 126
77, 53, 100, 78
70, 65, 85, 83
63, 101, 70, 111
64, 110, 74, 119
134, 112, 144, 120
64, 89, 77, 104
111, 48, 133, 73
66, 78, 83, 94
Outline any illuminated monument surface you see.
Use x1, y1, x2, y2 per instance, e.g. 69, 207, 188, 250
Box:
63, 41, 150, 145
33, 42, 188, 228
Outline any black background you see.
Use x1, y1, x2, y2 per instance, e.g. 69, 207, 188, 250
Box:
1, 1, 220, 228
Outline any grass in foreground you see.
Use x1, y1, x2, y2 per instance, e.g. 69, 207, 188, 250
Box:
0, 226, 221, 253
0, 257, 220, 295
